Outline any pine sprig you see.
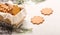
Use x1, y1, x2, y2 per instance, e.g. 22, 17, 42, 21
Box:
32, 0, 45, 3
16, 0, 24, 4
15, 28, 32, 33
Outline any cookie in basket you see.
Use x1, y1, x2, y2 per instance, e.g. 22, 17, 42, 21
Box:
11, 5, 22, 15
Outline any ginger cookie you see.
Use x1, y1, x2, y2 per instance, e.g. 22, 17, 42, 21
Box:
31, 16, 44, 25
11, 5, 21, 15
41, 8, 53, 15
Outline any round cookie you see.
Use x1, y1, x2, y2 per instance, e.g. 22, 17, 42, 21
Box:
31, 16, 44, 25
41, 8, 53, 15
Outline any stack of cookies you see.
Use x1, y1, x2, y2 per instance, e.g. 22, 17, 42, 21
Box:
0, 3, 22, 15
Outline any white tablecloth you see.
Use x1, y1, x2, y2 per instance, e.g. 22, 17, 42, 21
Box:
12, 0, 60, 35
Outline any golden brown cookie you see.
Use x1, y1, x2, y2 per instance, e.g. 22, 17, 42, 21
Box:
11, 5, 21, 15
5, 3, 13, 12
41, 8, 53, 15
31, 16, 44, 25
1, 4, 8, 9
0, 3, 9, 13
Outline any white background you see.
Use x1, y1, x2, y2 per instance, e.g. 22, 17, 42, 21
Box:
12, 0, 60, 35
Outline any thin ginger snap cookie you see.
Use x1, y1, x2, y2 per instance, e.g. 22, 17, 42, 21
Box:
31, 16, 44, 25
41, 8, 53, 15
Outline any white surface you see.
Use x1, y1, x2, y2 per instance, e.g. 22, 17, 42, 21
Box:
12, 0, 60, 35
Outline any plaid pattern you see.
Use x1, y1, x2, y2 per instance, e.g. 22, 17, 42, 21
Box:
0, 27, 12, 35
0, 20, 13, 35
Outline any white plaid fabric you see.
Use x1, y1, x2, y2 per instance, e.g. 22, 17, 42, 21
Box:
0, 27, 12, 35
